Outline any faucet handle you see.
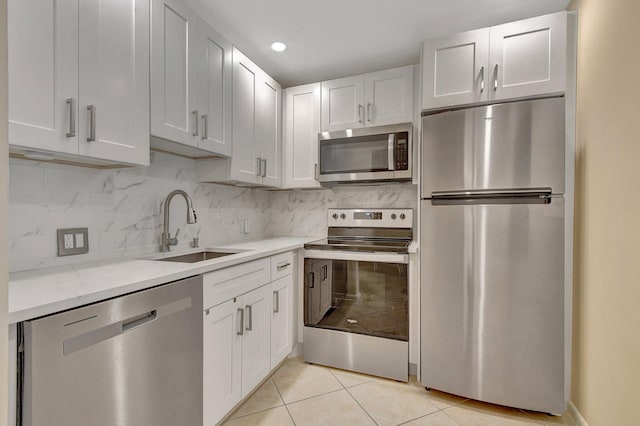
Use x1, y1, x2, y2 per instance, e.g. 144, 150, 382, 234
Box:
173, 228, 180, 240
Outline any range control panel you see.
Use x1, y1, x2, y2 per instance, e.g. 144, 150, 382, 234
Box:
327, 209, 413, 228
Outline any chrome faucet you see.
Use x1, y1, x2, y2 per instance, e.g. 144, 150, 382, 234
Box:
161, 190, 197, 252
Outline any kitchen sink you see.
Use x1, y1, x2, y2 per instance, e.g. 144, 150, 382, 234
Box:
155, 250, 241, 263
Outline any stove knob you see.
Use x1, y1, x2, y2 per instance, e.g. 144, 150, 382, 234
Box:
332, 213, 338, 219
400, 213, 406, 220
340, 213, 346, 219
391, 213, 397, 220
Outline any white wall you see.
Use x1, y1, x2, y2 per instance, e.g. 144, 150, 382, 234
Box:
1, 0, 9, 423
8, 152, 271, 272
9, 160, 418, 272
567, 0, 640, 424
266, 184, 418, 236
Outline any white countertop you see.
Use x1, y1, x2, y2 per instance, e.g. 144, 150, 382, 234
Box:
8, 237, 319, 324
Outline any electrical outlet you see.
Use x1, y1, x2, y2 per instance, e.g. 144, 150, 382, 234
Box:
57, 228, 89, 256
63, 234, 74, 249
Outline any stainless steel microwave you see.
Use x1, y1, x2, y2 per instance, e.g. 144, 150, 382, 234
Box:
317, 122, 412, 184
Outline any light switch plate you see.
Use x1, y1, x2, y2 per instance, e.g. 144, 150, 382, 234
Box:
57, 228, 89, 256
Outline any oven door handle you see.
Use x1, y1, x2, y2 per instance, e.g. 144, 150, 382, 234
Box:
303, 249, 408, 265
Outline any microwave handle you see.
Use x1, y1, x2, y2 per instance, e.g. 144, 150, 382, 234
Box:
388, 134, 396, 171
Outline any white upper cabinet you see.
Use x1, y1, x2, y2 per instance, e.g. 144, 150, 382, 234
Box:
151, 0, 199, 148
364, 65, 414, 126
421, 29, 489, 110
198, 20, 233, 157
422, 11, 567, 110
321, 75, 365, 131
210, 47, 281, 187
255, 75, 281, 187
321, 65, 414, 131
283, 83, 321, 189
489, 12, 566, 101
78, 0, 150, 166
8, 0, 79, 156
8, 0, 150, 166
151, 0, 232, 158
230, 49, 260, 184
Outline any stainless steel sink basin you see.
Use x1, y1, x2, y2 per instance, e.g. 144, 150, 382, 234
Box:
156, 250, 239, 263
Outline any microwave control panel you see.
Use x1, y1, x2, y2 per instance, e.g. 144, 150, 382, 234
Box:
395, 132, 409, 171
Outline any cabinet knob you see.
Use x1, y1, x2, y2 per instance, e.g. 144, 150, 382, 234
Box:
340, 213, 346, 219
400, 213, 406, 220
332, 213, 338, 219
391, 213, 397, 220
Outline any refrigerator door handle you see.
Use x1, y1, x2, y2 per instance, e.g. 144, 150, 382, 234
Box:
430, 188, 553, 198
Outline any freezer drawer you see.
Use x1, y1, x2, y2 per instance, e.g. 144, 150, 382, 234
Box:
421, 97, 565, 198
22, 276, 203, 426
420, 198, 566, 414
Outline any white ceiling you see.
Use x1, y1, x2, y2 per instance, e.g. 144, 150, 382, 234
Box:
196, 0, 570, 88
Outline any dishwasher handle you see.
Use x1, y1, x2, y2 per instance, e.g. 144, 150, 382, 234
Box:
122, 310, 157, 332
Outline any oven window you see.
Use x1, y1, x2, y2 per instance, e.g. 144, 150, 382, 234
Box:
304, 259, 408, 341
319, 135, 390, 174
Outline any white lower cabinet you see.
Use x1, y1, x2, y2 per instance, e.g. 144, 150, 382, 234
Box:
270, 274, 294, 369
203, 251, 295, 426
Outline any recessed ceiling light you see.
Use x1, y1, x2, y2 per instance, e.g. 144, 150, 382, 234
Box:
271, 41, 287, 52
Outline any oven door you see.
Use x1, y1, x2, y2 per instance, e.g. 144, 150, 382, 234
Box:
303, 250, 409, 342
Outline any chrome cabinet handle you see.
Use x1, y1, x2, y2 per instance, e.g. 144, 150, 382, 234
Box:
322, 264, 328, 280
245, 305, 252, 331
273, 290, 280, 313
479, 66, 485, 93
192, 110, 199, 136
308, 272, 315, 288
256, 157, 262, 176
493, 64, 498, 91
314, 163, 319, 179
367, 102, 372, 122
66, 98, 76, 137
357, 104, 363, 123
237, 308, 244, 335
277, 262, 291, 271
201, 114, 208, 140
261, 159, 267, 177
86, 105, 96, 142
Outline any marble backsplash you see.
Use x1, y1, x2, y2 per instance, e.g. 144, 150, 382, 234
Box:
8, 152, 417, 272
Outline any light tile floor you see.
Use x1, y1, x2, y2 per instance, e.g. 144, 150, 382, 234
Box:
222, 357, 575, 426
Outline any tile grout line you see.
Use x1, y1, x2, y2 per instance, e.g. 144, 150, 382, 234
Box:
342, 384, 381, 426
271, 375, 298, 426
325, 367, 383, 426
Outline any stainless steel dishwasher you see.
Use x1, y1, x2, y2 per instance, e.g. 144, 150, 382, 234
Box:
19, 275, 203, 426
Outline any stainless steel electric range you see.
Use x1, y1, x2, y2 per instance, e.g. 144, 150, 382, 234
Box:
303, 208, 413, 381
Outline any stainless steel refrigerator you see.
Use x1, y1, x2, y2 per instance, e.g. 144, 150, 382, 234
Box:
420, 97, 570, 415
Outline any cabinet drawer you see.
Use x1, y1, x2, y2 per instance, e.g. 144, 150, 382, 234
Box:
203, 258, 270, 309
271, 251, 294, 280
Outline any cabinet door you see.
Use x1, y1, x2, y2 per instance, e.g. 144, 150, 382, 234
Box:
150, 0, 199, 148
364, 66, 414, 126
241, 285, 271, 397
198, 20, 232, 157
284, 83, 321, 189
78, 0, 150, 165
230, 48, 259, 184
256, 74, 282, 187
8, 0, 78, 155
490, 12, 566, 101
271, 275, 293, 369
421, 29, 489, 110
321, 75, 365, 131
204, 298, 242, 426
